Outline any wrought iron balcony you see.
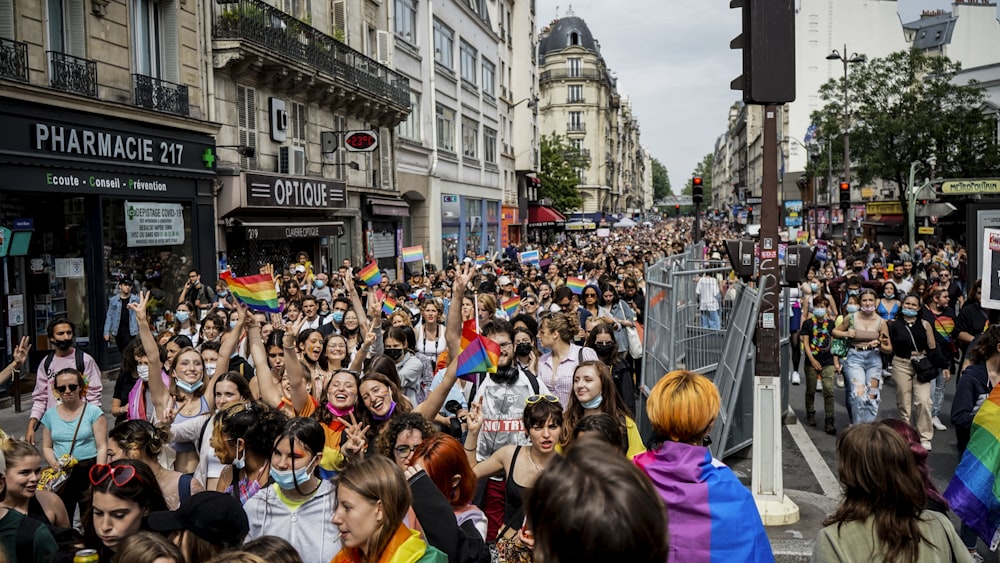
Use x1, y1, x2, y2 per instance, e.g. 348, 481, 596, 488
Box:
567, 123, 586, 133
133, 74, 190, 116
540, 68, 605, 82
48, 51, 97, 97
212, 0, 409, 109
0, 38, 29, 83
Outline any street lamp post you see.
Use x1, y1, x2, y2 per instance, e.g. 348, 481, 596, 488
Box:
826, 45, 866, 247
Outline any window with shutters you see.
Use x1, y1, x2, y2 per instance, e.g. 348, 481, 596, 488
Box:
46, 0, 86, 58
483, 127, 496, 164
332, 114, 346, 180
459, 40, 476, 85
0, 0, 15, 39
481, 59, 495, 98
332, 0, 346, 39
394, 0, 416, 44
132, 0, 179, 82
379, 126, 392, 189
433, 19, 453, 69
237, 84, 258, 170
436, 105, 455, 153
397, 91, 420, 141
290, 101, 306, 147
461, 117, 478, 160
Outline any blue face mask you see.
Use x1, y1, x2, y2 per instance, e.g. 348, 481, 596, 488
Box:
901, 308, 919, 318
847, 290, 860, 297
175, 311, 191, 323
232, 441, 246, 470
175, 379, 204, 394
229, 321, 238, 330
331, 311, 345, 323
580, 394, 603, 410
809, 283, 818, 292
218, 289, 228, 297
812, 308, 827, 318
846, 304, 861, 314
270, 461, 314, 491
315, 280, 325, 289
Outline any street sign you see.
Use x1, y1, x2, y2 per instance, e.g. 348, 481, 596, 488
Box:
918, 226, 935, 235
940, 179, 1000, 195
915, 202, 958, 218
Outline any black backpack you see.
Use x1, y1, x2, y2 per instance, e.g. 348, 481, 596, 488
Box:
42, 349, 85, 378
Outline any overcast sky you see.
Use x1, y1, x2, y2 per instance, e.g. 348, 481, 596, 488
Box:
534, 0, 979, 191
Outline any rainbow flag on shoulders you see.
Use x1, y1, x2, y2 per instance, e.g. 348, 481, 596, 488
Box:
220, 270, 281, 313
358, 261, 382, 286
565, 277, 587, 295
502, 296, 521, 316
382, 297, 397, 315
945, 384, 1000, 550
402, 246, 424, 263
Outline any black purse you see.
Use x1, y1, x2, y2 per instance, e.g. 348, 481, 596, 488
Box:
905, 322, 938, 384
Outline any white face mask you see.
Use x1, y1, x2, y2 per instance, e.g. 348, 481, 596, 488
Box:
136, 365, 150, 381
204, 363, 217, 377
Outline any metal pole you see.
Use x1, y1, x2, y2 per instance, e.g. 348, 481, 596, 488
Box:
907, 161, 919, 254
694, 202, 701, 243
752, 104, 799, 524
841, 45, 853, 249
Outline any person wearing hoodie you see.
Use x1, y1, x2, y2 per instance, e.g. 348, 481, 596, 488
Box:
243, 418, 342, 563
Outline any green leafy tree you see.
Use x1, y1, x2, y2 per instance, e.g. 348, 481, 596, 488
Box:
682, 153, 715, 208
808, 49, 999, 195
539, 134, 588, 213
651, 158, 672, 199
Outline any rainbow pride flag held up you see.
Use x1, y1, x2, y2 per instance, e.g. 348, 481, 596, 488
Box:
402, 246, 424, 263
633, 442, 774, 562
502, 296, 521, 316
944, 385, 1000, 550
455, 334, 501, 380
460, 319, 478, 349
220, 271, 281, 313
358, 261, 382, 286
565, 277, 587, 295
382, 297, 397, 315
475, 255, 486, 267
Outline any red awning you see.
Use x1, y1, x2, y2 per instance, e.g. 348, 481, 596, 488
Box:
528, 205, 566, 227
862, 214, 903, 227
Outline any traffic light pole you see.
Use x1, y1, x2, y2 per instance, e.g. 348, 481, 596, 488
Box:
694, 202, 701, 243
751, 104, 800, 525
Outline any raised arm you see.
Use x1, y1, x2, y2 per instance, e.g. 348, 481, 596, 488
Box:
130, 291, 171, 417
344, 274, 370, 334
413, 348, 458, 421
282, 318, 311, 414
0, 336, 30, 387
206, 304, 247, 411
250, 313, 283, 408
349, 327, 378, 372
445, 264, 476, 353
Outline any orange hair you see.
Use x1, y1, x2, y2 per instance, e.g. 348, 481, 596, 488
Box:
413, 434, 476, 507
646, 370, 720, 443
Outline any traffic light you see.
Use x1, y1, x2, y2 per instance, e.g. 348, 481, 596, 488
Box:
730, 0, 796, 104
839, 182, 851, 209
747, 206, 754, 223
675, 204, 680, 216
692, 176, 704, 205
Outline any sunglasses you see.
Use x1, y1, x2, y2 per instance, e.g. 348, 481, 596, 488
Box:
54, 384, 79, 393
89, 464, 143, 487
523, 300, 537, 306
526, 394, 560, 405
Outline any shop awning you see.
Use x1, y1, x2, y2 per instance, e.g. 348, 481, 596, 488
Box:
861, 214, 904, 227
366, 197, 410, 217
236, 219, 345, 240
527, 205, 566, 227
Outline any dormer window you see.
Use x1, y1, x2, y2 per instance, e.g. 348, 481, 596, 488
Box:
570, 31, 579, 45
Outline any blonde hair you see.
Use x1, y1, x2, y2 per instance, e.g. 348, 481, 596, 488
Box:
389, 308, 412, 327
477, 294, 497, 316
646, 370, 720, 443
335, 456, 412, 563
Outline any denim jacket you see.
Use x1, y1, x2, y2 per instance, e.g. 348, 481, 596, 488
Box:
103, 293, 140, 337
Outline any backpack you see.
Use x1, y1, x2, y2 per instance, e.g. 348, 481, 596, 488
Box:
43, 349, 85, 379
16, 515, 84, 563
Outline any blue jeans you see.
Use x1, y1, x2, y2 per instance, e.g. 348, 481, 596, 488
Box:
700, 309, 720, 329
932, 371, 946, 418
843, 348, 883, 423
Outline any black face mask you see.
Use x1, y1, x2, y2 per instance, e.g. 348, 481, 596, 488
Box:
54, 339, 73, 351
515, 343, 533, 357
594, 343, 615, 357
490, 364, 520, 385
385, 348, 404, 361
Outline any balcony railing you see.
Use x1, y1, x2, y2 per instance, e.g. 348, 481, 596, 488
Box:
0, 38, 29, 83
212, 0, 409, 108
133, 74, 190, 116
567, 96, 585, 103
567, 123, 586, 133
48, 51, 97, 97
540, 68, 605, 82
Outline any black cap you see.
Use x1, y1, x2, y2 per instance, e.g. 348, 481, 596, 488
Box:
119, 278, 134, 286
147, 491, 249, 548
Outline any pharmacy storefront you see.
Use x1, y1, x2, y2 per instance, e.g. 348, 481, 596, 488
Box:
0, 99, 216, 369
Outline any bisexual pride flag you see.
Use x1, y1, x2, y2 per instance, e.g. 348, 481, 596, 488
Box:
358, 261, 382, 286
402, 246, 424, 263
945, 384, 1000, 550
220, 271, 281, 313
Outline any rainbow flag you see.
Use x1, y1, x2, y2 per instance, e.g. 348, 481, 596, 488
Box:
633, 442, 774, 562
502, 296, 521, 316
382, 297, 397, 315
460, 319, 478, 349
475, 255, 486, 267
455, 334, 501, 380
944, 385, 1000, 550
358, 261, 382, 286
220, 271, 281, 313
402, 246, 424, 263
565, 277, 587, 295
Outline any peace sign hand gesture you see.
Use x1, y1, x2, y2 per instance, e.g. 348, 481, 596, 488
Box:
466, 396, 484, 434
339, 412, 370, 457
12, 336, 31, 366
128, 290, 151, 322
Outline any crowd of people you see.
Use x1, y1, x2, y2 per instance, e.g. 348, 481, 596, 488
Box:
0, 217, 991, 562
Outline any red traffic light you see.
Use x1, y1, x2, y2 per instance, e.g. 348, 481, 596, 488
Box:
693, 176, 703, 187
674, 204, 680, 209
839, 182, 850, 191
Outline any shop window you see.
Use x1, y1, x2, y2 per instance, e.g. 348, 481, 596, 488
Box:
465, 198, 482, 257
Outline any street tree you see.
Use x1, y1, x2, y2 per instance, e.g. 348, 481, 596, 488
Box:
651, 158, 672, 199
539, 134, 588, 214
808, 49, 999, 195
